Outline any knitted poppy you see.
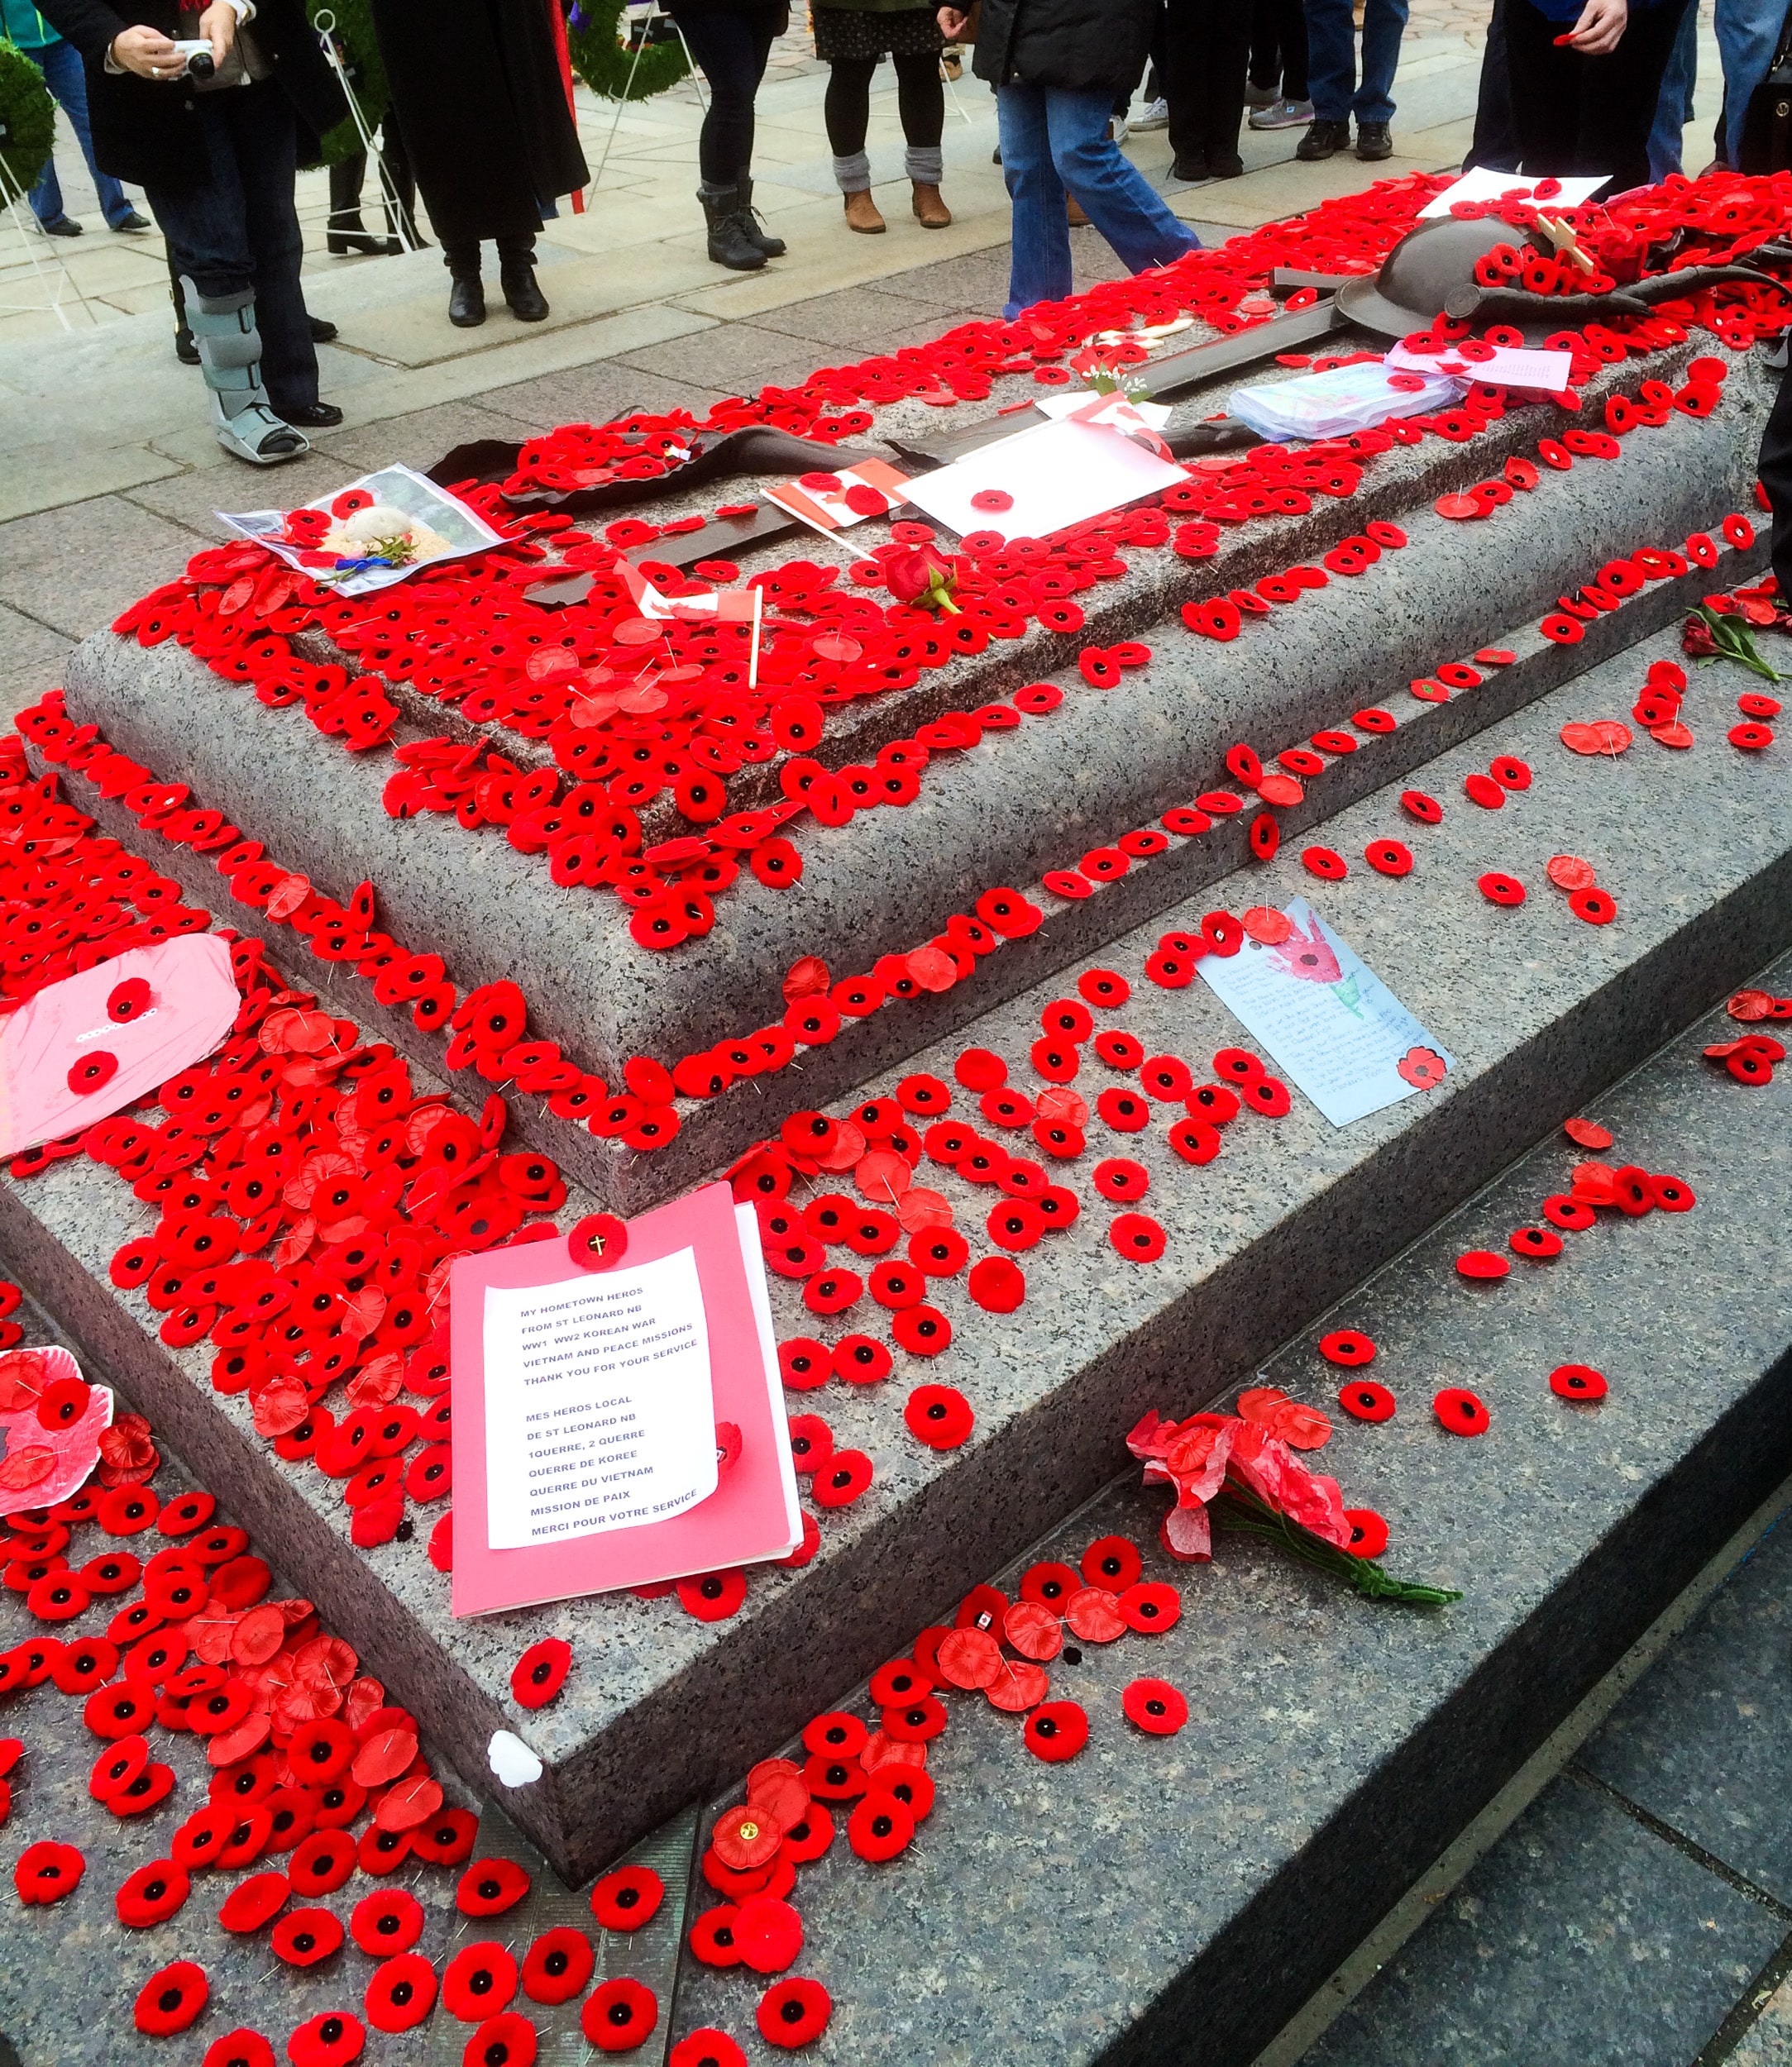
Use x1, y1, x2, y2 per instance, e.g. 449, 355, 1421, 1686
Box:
13, 1839, 83, 1904
1434, 1387, 1490, 1435
204, 2031, 276, 2067
520, 1926, 594, 2006
117, 1859, 192, 1927
286, 2010, 365, 2066
456, 1857, 531, 1917
349, 1886, 423, 1954
581, 1978, 659, 2053
134, 1960, 208, 2035
1024, 1701, 1089, 1762
462, 2012, 538, 2067
217, 1870, 289, 1933
670, 2035, 748, 2067
590, 1864, 663, 1932
274, 1907, 345, 1967
756, 1977, 832, 2049
363, 1953, 437, 2033
443, 1943, 518, 2021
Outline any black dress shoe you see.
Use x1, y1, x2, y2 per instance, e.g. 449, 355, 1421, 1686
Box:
308, 314, 338, 344
38, 214, 81, 236
280, 402, 345, 428
110, 209, 151, 232
1171, 152, 1208, 181
501, 267, 549, 321
449, 274, 486, 327
327, 229, 385, 255
1208, 150, 1245, 177
174, 326, 198, 366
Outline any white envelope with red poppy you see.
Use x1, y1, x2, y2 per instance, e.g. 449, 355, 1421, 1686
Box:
1417, 169, 1606, 218
449, 1182, 801, 1616
1195, 899, 1455, 1126
901, 415, 1187, 540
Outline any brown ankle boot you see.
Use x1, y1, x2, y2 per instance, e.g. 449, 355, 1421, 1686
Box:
910, 182, 952, 227
843, 189, 886, 233
1067, 193, 1091, 227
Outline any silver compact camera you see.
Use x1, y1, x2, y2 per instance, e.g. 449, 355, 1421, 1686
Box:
168, 36, 217, 78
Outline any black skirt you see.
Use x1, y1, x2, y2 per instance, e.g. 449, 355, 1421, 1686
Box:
813, 5, 946, 62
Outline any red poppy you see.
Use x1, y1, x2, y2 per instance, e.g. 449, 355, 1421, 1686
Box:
286, 2010, 366, 2067
457, 1857, 532, 1917
967, 1257, 1025, 1311
14, 1839, 83, 1904
1081, 1535, 1143, 1591
442, 1942, 518, 2021
671, 2034, 748, 2067
1343, 1509, 1389, 1559
363, 1953, 437, 2032
1122, 1678, 1187, 1734
712, 1802, 784, 1871
1119, 1580, 1181, 1634
519, 1927, 593, 2006
1509, 1225, 1564, 1259
904, 1384, 973, 1449
407, 1807, 478, 1865
1433, 1387, 1490, 1435
117, 1859, 192, 1927
289, 1831, 356, 1897
274, 1907, 345, 1967
1550, 1363, 1608, 1401
756, 1977, 833, 2050
462, 2012, 538, 2067
217, 1870, 289, 1933
509, 1639, 571, 1710
204, 2031, 276, 2067
732, 1892, 805, 1974
1364, 839, 1413, 876
1455, 1250, 1509, 1280
1318, 1329, 1375, 1367
846, 1792, 915, 1864
1024, 1701, 1089, 1762
1478, 871, 1526, 906
590, 1864, 664, 1932
1108, 1212, 1166, 1262
135, 1960, 208, 2035
581, 1978, 659, 2053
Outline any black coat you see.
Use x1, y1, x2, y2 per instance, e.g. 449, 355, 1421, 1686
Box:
369, 0, 589, 249
971, 0, 1155, 95
31, 0, 345, 189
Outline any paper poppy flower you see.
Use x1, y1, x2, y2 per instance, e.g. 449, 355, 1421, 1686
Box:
135, 1960, 208, 2035
520, 1927, 593, 2006
1024, 1701, 1089, 1762
364, 1953, 437, 2032
1396, 1046, 1447, 1091
287, 2010, 365, 2066
117, 1859, 192, 1927
462, 2012, 538, 2067
443, 1943, 518, 2021
1434, 1387, 1490, 1435
1122, 1678, 1187, 1734
1343, 1509, 1389, 1559
1550, 1363, 1608, 1401
756, 1977, 832, 2050
217, 1870, 289, 1933
204, 2031, 276, 2067
274, 1907, 345, 1967
671, 2034, 748, 2067
581, 1978, 659, 2053
590, 1864, 663, 1932
458, 1857, 532, 1917
14, 1839, 83, 1904
509, 1639, 571, 1710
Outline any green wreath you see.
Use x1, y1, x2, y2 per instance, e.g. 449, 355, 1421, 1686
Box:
568, 0, 690, 101
305, 0, 390, 167
0, 39, 55, 194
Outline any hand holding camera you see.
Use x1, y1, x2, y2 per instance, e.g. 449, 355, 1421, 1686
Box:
111, 2, 238, 79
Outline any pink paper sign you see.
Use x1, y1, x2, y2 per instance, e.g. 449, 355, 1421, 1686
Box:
0, 933, 238, 1157
0, 1344, 112, 1516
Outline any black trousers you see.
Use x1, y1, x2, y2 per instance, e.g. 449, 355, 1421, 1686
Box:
1162, 0, 1252, 160
1505, 0, 1694, 193
824, 52, 944, 155
1249, 0, 1308, 99
1760, 351, 1792, 600
669, 1, 785, 184
1465, 0, 1520, 168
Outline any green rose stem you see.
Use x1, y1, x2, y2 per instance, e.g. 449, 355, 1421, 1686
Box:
1688, 603, 1787, 683
1209, 1482, 1463, 1606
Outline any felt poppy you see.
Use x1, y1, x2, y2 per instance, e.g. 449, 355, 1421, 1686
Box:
1122, 1678, 1187, 1734
1343, 1510, 1389, 1559
204, 2031, 276, 2067
443, 1943, 518, 2022
581, 1978, 659, 2053
891, 1306, 951, 1353
1119, 1580, 1181, 1634
286, 2010, 365, 2067
509, 1640, 571, 1711
756, 1977, 832, 2050
274, 1907, 345, 1967
1338, 1378, 1396, 1422
1550, 1363, 1608, 1401
364, 1954, 437, 2032
116, 1858, 192, 1928
904, 1384, 973, 1449
68, 1051, 118, 1095
677, 1568, 748, 1618
1081, 1535, 1143, 1590
590, 1864, 664, 1932
1479, 871, 1526, 905
134, 1960, 208, 2035
1455, 1250, 1510, 1280
349, 1887, 423, 1955
1302, 846, 1348, 880
1108, 1212, 1165, 1262
217, 1870, 289, 1933
568, 1215, 627, 1270
1509, 1225, 1564, 1258
14, 1839, 83, 1905
847, 1793, 914, 1863
1433, 1387, 1490, 1435
517, 1927, 594, 2007
1024, 1700, 1089, 1762
670, 2035, 748, 2067
1541, 1195, 1598, 1231
461, 2014, 537, 2067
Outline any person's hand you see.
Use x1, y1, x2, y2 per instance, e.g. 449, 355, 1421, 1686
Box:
938, 6, 968, 36
1567, 0, 1626, 55
109, 23, 180, 77
197, 0, 238, 66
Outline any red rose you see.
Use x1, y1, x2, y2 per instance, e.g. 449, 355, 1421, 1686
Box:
883, 547, 959, 614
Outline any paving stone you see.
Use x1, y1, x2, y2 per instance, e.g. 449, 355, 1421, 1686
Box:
1298, 1778, 1784, 2067
310, 399, 558, 476
610, 321, 852, 397
1731, 1972, 1792, 2067
872, 245, 1016, 307
0, 494, 205, 641
1575, 1514, 1792, 1907
0, 600, 72, 711
122, 450, 365, 542
753, 286, 1001, 355
480, 360, 730, 432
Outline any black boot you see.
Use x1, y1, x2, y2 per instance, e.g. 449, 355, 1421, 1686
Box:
735, 173, 786, 257
699, 183, 766, 271
448, 272, 485, 327
501, 265, 549, 320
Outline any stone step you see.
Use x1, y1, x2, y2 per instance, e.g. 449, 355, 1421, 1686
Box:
661, 946, 1792, 2066
8, 599, 1789, 1886
47, 350, 1775, 1215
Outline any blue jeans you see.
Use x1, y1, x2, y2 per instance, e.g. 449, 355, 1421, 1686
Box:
143, 82, 317, 413
1647, 0, 1699, 179
1718, 0, 1785, 164
25, 37, 135, 228
1305, 0, 1410, 123
996, 84, 1200, 318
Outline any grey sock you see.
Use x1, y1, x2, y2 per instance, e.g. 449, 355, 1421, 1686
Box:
905, 145, 944, 185
833, 151, 872, 193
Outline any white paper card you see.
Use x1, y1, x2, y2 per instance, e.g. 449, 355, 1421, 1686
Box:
1034, 391, 1174, 431
735, 1202, 805, 1554
1384, 341, 1576, 394
902, 417, 1187, 539
481, 1247, 718, 1549
1196, 900, 1455, 1127
1417, 168, 1607, 218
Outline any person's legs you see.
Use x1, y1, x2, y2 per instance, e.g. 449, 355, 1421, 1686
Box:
893, 47, 948, 206
998, 80, 1071, 314
1351, 0, 1410, 123
1203, 0, 1255, 166
1162, 0, 1207, 166
825, 54, 879, 188
1505, 0, 1582, 173
1250, 0, 1284, 92
671, 5, 760, 183
1045, 85, 1201, 270
1760, 354, 1792, 600
1465, 0, 1520, 170
1646, 0, 1699, 179
22, 47, 67, 226
1275, 0, 1309, 96
1302, 0, 1360, 122
36, 39, 135, 227
1717, 0, 1787, 166
226, 87, 317, 416
1578, 0, 1694, 189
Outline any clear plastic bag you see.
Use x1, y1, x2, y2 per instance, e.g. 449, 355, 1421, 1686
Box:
1228, 360, 1465, 443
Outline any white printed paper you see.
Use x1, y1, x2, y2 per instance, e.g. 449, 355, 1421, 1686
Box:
481, 1247, 718, 1549
1384, 341, 1576, 394
902, 417, 1187, 539
219, 463, 504, 597
1417, 168, 1608, 219
1197, 900, 1455, 1127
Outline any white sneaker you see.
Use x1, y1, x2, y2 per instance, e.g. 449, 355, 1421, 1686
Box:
1108, 114, 1130, 144
1249, 96, 1315, 129
1132, 96, 1169, 131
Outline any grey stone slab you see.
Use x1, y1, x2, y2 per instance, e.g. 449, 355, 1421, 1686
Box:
0, 494, 204, 641
12, 618, 1792, 1891
1298, 1777, 1783, 2067
610, 322, 853, 399
874, 245, 1020, 306
1575, 1512, 1792, 1906
123, 451, 365, 542
480, 362, 729, 432
309, 399, 558, 477
1731, 1973, 1792, 2066
753, 287, 1006, 356
0, 599, 72, 709
667, 948, 1792, 2067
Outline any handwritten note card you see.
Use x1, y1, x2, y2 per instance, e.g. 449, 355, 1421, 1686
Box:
481, 1247, 718, 1549
1196, 899, 1455, 1127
